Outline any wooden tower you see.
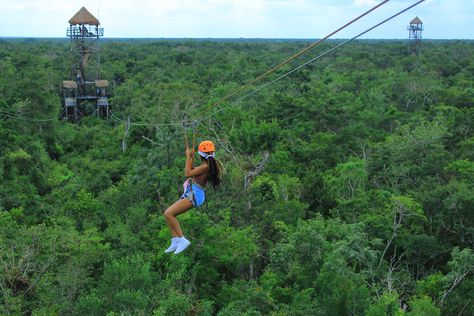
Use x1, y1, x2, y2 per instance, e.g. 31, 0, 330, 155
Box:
61, 7, 110, 121
407, 16, 423, 55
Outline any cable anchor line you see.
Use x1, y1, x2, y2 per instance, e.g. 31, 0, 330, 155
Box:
0, 108, 66, 122
192, 0, 390, 120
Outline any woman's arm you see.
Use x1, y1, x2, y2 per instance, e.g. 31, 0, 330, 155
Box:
185, 162, 208, 177
184, 147, 208, 177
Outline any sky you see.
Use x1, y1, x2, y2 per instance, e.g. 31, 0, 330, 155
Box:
0, 0, 473, 39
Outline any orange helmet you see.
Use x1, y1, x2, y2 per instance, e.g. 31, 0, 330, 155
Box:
198, 140, 215, 153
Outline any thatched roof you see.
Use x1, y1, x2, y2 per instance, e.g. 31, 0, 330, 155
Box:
95, 80, 109, 88
410, 17, 422, 25
63, 81, 78, 89
69, 7, 100, 26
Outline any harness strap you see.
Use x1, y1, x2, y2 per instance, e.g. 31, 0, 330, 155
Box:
187, 178, 199, 208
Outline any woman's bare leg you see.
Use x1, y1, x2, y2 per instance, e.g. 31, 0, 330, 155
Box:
163, 198, 193, 237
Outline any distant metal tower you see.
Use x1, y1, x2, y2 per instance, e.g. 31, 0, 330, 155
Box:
407, 16, 423, 55
61, 7, 110, 121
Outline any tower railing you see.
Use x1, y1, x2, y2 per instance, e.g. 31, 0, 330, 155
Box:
407, 25, 423, 32
67, 26, 104, 38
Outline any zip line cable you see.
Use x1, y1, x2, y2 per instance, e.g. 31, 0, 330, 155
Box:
108, 1, 391, 128
191, 0, 390, 120
193, 0, 426, 124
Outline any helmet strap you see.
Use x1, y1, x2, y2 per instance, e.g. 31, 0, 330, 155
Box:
198, 151, 215, 159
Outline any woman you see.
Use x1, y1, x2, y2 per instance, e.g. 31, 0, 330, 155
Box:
163, 140, 222, 254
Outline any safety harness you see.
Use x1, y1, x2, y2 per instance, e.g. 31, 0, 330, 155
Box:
184, 178, 208, 210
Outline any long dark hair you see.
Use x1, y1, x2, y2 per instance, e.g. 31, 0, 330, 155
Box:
201, 156, 222, 188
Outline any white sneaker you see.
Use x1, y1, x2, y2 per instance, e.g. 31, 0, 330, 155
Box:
174, 237, 191, 255
164, 238, 179, 253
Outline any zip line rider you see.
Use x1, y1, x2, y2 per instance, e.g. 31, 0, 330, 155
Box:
163, 140, 222, 254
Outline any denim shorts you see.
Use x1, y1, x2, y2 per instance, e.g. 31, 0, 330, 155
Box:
180, 183, 206, 207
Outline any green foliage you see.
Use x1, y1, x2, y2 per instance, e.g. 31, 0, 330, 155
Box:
371, 117, 451, 191
153, 290, 192, 316
416, 273, 444, 302
406, 296, 440, 316
366, 292, 404, 316
231, 119, 281, 152
1, 39, 473, 315
324, 158, 368, 201
217, 280, 275, 315
324, 157, 369, 222
251, 174, 278, 202
77, 254, 157, 315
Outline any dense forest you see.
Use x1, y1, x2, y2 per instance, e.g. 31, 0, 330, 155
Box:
0, 37, 473, 315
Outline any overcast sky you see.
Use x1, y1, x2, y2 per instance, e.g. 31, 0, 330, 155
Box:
0, 0, 472, 39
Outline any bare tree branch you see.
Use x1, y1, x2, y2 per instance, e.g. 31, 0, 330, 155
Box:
244, 151, 270, 191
